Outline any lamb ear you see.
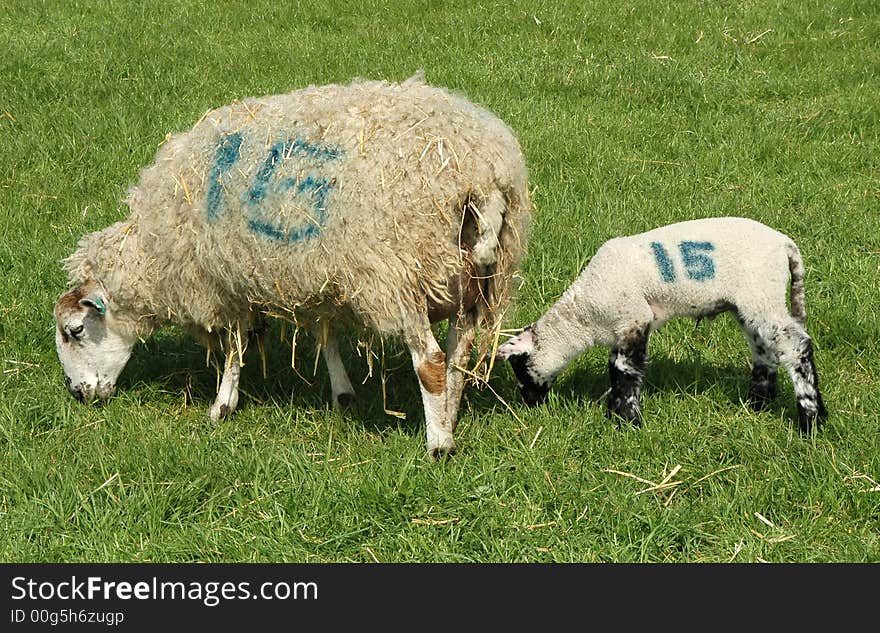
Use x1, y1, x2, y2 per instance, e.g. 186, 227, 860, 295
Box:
78, 292, 107, 316
496, 326, 535, 360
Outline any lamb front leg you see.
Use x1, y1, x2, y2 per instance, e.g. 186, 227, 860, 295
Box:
607, 325, 650, 425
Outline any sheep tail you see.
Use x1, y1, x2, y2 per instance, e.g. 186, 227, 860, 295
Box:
468, 182, 531, 365
787, 240, 807, 325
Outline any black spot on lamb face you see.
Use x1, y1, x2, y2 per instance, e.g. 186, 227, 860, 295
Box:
507, 353, 550, 406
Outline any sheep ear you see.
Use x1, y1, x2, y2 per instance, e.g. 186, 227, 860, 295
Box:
496, 326, 534, 360
78, 292, 107, 316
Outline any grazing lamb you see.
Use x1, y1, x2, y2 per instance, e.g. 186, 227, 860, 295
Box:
53, 73, 532, 457
496, 217, 827, 432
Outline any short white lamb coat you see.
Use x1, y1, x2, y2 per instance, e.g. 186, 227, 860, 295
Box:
558, 217, 797, 344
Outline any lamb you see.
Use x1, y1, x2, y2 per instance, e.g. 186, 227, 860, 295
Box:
496, 217, 827, 432
53, 73, 532, 457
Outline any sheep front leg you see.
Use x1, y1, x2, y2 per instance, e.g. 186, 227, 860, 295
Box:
405, 316, 455, 458
209, 328, 247, 421
210, 349, 242, 420
444, 309, 476, 432
607, 325, 650, 425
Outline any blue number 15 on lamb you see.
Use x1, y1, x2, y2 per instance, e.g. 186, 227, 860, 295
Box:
650, 241, 715, 282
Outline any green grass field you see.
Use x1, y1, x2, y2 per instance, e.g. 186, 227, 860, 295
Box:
1, 0, 878, 562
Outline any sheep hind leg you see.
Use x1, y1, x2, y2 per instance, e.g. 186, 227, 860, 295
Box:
607, 325, 650, 426
322, 333, 356, 408
444, 308, 477, 432
405, 315, 454, 459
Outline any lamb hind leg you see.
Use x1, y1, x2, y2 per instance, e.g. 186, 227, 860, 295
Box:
741, 325, 780, 411
405, 314, 454, 458
738, 313, 827, 432
778, 322, 828, 432
607, 325, 649, 425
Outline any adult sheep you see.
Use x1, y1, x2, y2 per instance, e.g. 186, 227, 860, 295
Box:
53, 73, 532, 458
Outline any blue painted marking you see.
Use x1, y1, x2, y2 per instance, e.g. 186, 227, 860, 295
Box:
247, 218, 287, 241
247, 214, 321, 243
650, 242, 676, 283
248, 141, 285, 205
206, 133, 243, 221
281, 175, 333, 209
679, 241, 716, 281
208, 133, 342, 243
247, 138, 341, 207
249, 172, 334, 244
289, 137, 342, 161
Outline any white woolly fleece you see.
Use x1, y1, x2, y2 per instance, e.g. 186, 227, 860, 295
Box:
63, 74, 532, 345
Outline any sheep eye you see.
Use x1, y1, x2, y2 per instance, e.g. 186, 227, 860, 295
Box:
68, 324, 84, 338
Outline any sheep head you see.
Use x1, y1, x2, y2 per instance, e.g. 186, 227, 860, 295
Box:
53, 279, 136, 404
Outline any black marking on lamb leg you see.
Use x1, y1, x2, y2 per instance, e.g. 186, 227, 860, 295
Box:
71, 382, 85, 403
738, 316, 782, 412
748, 363, 778, 411
792, 339, 827, 433
607, 326, 649, 426
508, 352, 550, 406
747, 330, 778, 410
607, 352, 642, 425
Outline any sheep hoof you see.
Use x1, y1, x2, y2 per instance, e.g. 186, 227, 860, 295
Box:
335, 392, 356, 408
209, 403, 230, 421
429, 444, 457, 460
428, 437, 456, 460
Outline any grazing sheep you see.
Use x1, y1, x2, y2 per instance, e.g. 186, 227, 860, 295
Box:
496, 217, 827, 432
54, 73, 532, 457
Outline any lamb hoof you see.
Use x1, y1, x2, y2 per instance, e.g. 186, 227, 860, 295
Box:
335, 392, 356, 408
797, 403, 828, 434
607, 405, 642, 427
747, 389, 775, 412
